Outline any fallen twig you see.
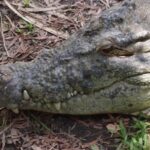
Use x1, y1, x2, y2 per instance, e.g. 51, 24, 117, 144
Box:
4, 0, 69, 39
0, 122, 14, 136
19, 5, 68, 13
0, 13, 10, 57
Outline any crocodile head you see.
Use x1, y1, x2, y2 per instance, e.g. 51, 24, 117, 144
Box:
44, 0, 150, 114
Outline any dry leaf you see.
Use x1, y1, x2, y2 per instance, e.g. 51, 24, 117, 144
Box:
106, 123, 119, 134
31, 145, 42, 150
11, 128, 21, 144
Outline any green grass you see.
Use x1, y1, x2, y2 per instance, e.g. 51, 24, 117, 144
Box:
118, 119, 150, 150
16, 21, 34, 35
23, 0, 30, 7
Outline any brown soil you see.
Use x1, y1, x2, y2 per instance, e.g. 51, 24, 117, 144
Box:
0, 109, 136, 150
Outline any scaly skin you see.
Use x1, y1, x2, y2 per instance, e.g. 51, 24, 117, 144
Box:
1, 0, 150, 114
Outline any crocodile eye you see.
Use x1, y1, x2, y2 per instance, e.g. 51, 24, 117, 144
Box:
98, 47, 134, 57
100, 47, 114, 55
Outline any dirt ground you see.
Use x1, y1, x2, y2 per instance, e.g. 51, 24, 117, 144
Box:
0, 110, 137, 150
0, 0, 147, 150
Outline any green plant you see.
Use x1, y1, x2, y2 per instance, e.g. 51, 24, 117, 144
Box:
23, 0, 30, 7
118, 119, 150, 150
16, 28, 23, 34
24, 22, 34, 32
90, 144, 99, 150
16, 21, 34, 35
119, 121, 128, 146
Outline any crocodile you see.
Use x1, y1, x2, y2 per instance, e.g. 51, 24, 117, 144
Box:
0, 0, 150, 114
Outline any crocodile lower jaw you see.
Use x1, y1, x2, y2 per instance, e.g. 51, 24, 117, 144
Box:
17, 73, 150, 114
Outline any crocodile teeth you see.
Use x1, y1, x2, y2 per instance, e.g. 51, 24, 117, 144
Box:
11, 108, 19, 114
73, 91, 77, 95
67, 91, 77, 98
67, 93, 71, 99
23, 90, 30, 100
54, 102, 61, 111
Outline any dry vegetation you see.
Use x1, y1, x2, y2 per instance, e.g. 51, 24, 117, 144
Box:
0, 0, 118, 64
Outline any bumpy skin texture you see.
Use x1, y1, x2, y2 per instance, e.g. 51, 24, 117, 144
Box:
1, 0, 150, 114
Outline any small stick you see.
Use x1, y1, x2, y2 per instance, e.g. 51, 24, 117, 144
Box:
0, 122, 14, 136
4, 0, 69, 39
0, 13, 10, 57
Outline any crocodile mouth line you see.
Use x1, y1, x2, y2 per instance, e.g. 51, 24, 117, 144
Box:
92, 72, 150, 93
45, 72, 150, 105
22, 72, 150, 113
